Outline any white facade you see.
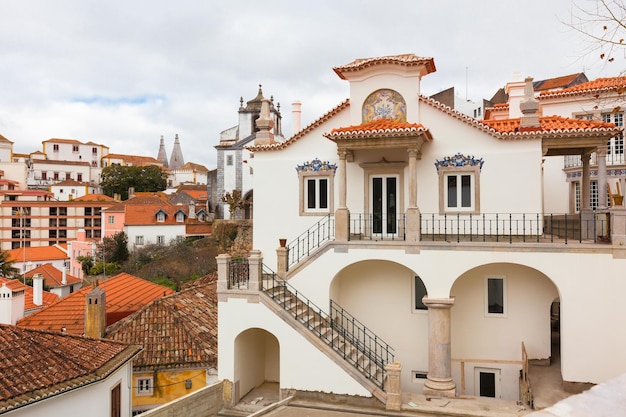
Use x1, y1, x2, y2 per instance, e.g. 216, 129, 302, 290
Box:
126, 224, 186, 249
218, 55, 626, 405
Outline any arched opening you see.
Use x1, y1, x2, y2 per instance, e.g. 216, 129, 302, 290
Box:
329, 259, 428, 393
233, 328, 279, 403
242, 190, 253, 220
450, 262, 560, 400
550, 298, 561, 364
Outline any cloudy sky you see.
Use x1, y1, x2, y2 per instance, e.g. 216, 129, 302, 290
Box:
0, 0, 620, 169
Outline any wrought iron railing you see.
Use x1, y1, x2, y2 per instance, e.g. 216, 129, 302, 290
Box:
261, 265, 394, 389
287, 215, 334, 268
564, 152, 626, 168
228, 257, 249, 289
348, 213, 405, 241
420, 212, 609, 244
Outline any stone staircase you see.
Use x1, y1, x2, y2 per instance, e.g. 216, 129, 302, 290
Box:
261, 276, 393, 401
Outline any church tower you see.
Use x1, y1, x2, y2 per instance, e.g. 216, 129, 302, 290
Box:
169, 134, 185, 170
157, 135, 169, 167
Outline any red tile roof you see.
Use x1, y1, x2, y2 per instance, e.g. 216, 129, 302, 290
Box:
42, 138, 82, 144
106, 274, 217, 371
539, 76, 626, 98
478, 115, 617, 133
72, 193, 115, 202
123, 195, 186, 226
326, 119, 431, 140
16, 273, 174, 335
7, 245, 68, 263
24, 263, 81, 287
333, 54, 436, 80
0, 277, 61, 311
0, 324, 140, 413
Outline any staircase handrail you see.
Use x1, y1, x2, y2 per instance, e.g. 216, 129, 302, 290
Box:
261, 264, 394, 389
287, 215, 334, 268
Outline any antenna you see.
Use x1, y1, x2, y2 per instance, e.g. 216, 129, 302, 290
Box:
466, 66, 469, 101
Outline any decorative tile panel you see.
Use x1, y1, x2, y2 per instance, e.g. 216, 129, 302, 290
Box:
435, 153, 485, 172
296, 158, 337, 174
362, 89, 407, 123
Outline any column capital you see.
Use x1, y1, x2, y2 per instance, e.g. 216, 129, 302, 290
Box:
407, 148, 421, 159
337, 149, 353, 162
422, 297, 455, 309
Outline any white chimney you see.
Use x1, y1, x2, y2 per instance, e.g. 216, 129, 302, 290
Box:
62, 267, 67, 285
292, 101, 302, 135
33, 273, 43, 306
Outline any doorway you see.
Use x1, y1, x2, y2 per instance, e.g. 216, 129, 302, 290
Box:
371, 175, 398, 237
474, 367, 501, 398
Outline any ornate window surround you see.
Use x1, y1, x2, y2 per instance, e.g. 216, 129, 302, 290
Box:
435, 153, 484, 214
296, 158, 337, 216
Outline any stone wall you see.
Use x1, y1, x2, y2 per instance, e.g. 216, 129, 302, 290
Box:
140, 381, 223, 417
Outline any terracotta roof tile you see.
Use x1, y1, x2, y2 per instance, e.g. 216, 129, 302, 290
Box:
327, 119, 430, 139
24, 263, 81, 287
333, 54, 436, 79
72, 193, 115, 202
42, 138, 82, 144
106, 274, 217, 371
539, 76, 626, 98
479, 115, 618, 133
0, 276, 60, 311
0, 324, 139, 413
7, 246, 68, 263
533, 73, 588, 91
16, 273, 174, 335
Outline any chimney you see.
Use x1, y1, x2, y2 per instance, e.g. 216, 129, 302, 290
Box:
0, 283, 25, 325
189, 201, 196, 219
292, 101, 302, 134
85, 284, 106, 338
128, 187, 135, 199
62, 266, 67, 285
33, 273, 43, 306
519, 76, 541, 128
254, 98, 276, 145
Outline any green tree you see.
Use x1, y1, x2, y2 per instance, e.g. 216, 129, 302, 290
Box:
0, 250, 19, 278
77, 255, 94, 276
100, 164, 168, 199
222, 189, 243, 217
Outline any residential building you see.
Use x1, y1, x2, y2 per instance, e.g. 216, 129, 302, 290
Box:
216, 54, 626, 410
213, 85, 285, 219
17, 273, 174, 335
167, 161, 209, 188
7, 244, 69, 276
0, 324, 140, 417
24, 263, 82, 298
0, 276, 59, 324
49, 179, 101, 201
106, 274, 218, 414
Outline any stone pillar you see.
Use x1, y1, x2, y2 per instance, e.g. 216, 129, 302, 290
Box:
335, 150, 351, 241
408, 148, 418, 208
276, 245, 288, 279
248, 250, 262, 292
405, 148, 421, 243
216, 254, 232, 294
423, 297, 456, 398
597, 149, 608, 209
385, 362, 402, 411
582, 153, 591, 210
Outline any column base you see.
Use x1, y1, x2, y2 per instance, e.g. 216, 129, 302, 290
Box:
424, 376, 456, 398
334, 207, 350, 241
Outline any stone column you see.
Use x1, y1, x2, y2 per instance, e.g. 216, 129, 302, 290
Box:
335, 150, 351, 241
247, 250, 262, 292
597, 148, 608, 209
423, 297, 456, 398
276, 245, 288, 279
405, 148, 421, 242
385, 362, 402, 411
216, 253, 232, 295
582, 153, 591, 210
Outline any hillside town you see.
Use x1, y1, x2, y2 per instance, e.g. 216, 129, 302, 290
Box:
2, 51, 626, 417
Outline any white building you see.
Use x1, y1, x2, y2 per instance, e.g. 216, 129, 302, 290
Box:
217, 54, 626, 409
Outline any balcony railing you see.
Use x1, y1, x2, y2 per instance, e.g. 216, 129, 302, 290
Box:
348, 213, 405, 241
564, 152, 625, 168
228, 257, 249, 289
287, 215, 334, 268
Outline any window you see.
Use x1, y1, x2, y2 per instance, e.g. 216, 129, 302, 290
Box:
92, 147, 98, 154
157, 235, 165, 245
486, 277, 506, 316
41, 172, 47, 180
72, 145, 79, 152
108, 215, 115, 224
53, 172, 59, 180
413, 276, 428, 311
111, 383, 121, 417
176, 212, 185, 222
136, 377, 153, 396
436, 153, 482, 214
475, 368, 501, 398
226, 155, 233, 166
574, 181, 581, 213
77, 173, 82, 181
135, 235, 144, 245
53, 144, 59, 152
91, 161, 98, 167
603, 112, 624, 162
297, 158, 336, 216
65, 172, 71, 180
156, 212, 165, 222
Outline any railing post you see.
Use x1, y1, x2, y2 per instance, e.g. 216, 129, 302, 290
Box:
216, 253, 232, 296
277, 240, 289, 279
385, 362, 402, 411
248, 250, 263, 292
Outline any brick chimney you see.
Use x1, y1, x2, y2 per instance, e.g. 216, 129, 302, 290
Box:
85, 283, 106, 338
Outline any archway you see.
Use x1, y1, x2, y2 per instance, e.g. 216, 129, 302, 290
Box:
233, 328, 279, 403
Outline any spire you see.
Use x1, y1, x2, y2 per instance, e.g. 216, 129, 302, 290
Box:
254, 98, 276, 145
157, 135, 169, 168
169, 134, 185, 170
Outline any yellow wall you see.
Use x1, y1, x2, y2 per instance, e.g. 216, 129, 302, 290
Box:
132, 368, 208, 410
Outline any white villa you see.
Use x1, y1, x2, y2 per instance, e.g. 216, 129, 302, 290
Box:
216, 54, 626, 410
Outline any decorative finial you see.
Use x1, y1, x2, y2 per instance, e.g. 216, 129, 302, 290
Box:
240, 97, 243, 107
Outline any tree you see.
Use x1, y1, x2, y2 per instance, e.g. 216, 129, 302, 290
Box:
100, 164, 168, 199
0, 250, 19, 278
222, 189, 243, 217
566, 0, 626, 73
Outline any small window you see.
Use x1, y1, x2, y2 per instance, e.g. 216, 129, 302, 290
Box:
108, 215, 115, 224
77, 173, 82, 181
436, 154, 482, 214
446, 173, 473, 209
135, 235, 144, 245
226, 155, 233, 166
486, 277, 506, 316
176, 212, 185, 222
92, 147, 98, 154
157, 235, 165, 245
41, 172, 47, 180
413, 275, 428, 311
53, 172, 59, 180
53, 144, 59, 152
296, 158, 336, 216
72, 145, 79, 152
305, 177, 328, 211
136, 377, 153, 396
156, 212, 165, 222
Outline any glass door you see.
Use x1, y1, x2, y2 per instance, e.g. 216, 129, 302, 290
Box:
371, 175, 398, 237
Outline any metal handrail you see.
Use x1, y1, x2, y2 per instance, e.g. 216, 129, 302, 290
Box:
228, 258, 249, 289
348, 213, 405, 241
261, 265, 394, 389
287, 215, 334, 268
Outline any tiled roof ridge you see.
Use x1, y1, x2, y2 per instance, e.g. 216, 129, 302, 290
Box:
328, 119, 426, 135
539, 76, 626, 99
333, 54, 436, 79
247, 99, 350, 151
